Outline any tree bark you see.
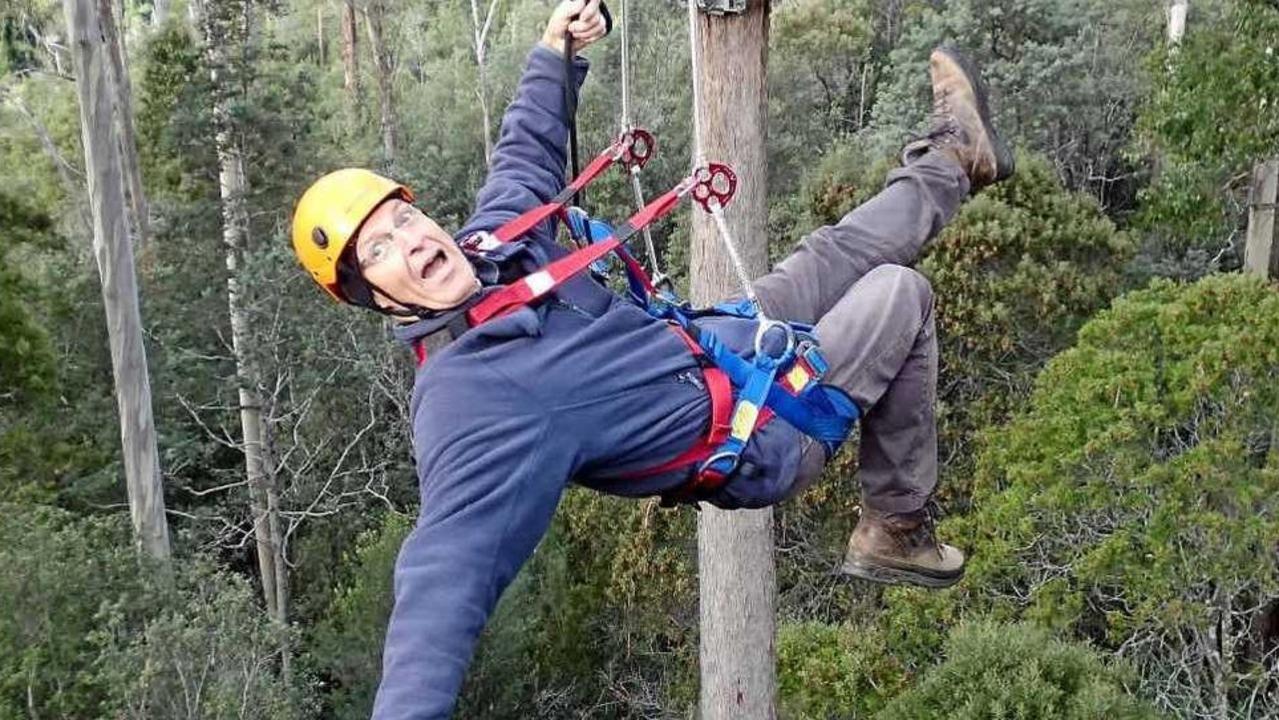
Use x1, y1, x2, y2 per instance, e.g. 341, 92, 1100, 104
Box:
97, 0, 151, 255
1245, 159, 1279, 280
316, 5, 324, 65
341, 0, 360, 111
364, 0, 397, 164
1167, 0, 1188, 44
152, 0, 169, 26
62, 0, 172, 563
201, 0, 289, 637
469, 0, 498, 164
687, 2, 775, 719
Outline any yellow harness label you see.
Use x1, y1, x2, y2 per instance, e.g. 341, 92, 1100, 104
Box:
731, 402, 760, 440
786, 364, 812, 390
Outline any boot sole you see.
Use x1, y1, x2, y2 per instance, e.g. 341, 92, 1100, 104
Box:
839, 557, 964, 589
935, 46, 1015, 183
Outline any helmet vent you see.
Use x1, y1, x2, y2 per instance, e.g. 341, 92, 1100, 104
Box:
312, 227, 329, 249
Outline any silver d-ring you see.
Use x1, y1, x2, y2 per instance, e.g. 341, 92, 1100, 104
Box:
700, 451, 741, 476
754, 319, 796, 360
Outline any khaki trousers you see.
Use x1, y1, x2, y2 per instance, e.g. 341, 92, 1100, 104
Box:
751, 151, 969, 514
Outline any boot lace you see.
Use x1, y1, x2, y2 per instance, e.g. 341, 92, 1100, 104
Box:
919, 498, 946, 561
921, 91, 963, 147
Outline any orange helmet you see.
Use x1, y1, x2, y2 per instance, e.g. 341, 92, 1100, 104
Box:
290, 168, 414, 303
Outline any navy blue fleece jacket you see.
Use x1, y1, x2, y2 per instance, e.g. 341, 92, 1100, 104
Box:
371, 45, 803, 720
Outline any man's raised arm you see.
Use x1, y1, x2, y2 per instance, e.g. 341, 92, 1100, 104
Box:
457, 0, 608, 243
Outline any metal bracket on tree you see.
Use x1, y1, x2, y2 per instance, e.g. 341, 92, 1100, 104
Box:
695, 0, 747, 15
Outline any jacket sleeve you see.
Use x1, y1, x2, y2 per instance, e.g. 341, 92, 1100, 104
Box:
456, 43, 588, 246
370, 412, 572, 720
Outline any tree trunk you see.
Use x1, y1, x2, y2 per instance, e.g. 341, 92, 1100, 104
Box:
1245, 159, 1279, 280
687, 2, 775, 719
316, 5, 324, 65
364, 0, 397, 164
97, 0, 151, 255
341, 0, 360, 111
469, 0, 497, 164
152, 0, 169, 26
1167, 0, 1188, 44
62, 0, 171, 563
201, 0, 289, 635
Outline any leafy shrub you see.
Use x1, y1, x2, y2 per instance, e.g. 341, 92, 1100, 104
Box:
777, 621, 908, 719
0, 505, 308, 719
1134, 0, 1279, 276
919, 153, 1135, 505
886, 273, 1279, 718
877, 622, 1159, 720
867, 0, 1158, 207
93, 562, 310, 720
0, 506, 138, 717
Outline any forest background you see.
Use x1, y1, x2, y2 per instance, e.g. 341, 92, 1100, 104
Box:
2, 0, 1278, 717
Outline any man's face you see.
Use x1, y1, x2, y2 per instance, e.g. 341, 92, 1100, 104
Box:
353, 198, 479, 313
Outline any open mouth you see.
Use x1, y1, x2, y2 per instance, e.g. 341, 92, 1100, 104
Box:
421, 250, 447, 281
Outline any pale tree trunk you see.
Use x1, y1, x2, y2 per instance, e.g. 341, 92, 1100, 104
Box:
316, 5, 324, 64
152, 0, 169, 26
469, 0, 499, 164
341, 0, 360, 112
97, 0, 151, 255
687, 2, 775, 718
1245, 159, 1279, 280
364, 0, 396, 164
201, 0, 290, 661
63, 0, 172, 563
1167, 0, 1188, 44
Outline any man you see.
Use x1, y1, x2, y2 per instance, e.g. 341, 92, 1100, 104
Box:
290, 1, 1013, 716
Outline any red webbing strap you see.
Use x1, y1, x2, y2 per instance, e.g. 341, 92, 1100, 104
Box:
467, 176, 695, 326
491, 140, 625, 244
468, 235, 625, 324
619, 326, 733, 480
413, 340, 428, 367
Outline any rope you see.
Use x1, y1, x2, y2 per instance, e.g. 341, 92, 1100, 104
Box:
684, 0, 762, 315
685, 0, 706, 165
620, 0, 630, 128
617, 0, 666, 286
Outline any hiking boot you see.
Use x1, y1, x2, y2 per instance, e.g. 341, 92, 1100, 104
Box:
840, 502, 965, 589
901, 47, 1014, 191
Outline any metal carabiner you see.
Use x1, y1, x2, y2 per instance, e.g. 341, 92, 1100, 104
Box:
753, 318, 797, 363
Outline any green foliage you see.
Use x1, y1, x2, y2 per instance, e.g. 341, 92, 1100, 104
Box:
920, 153, 1135, 503
0, 504, 310, 719
1134, 0, 1279, 276
457, 491, 700, 718
306, 511, 411, 719
0, 191, 57, 406
777, 621, 908, 719
888, 273, 1279, 717
0, 505, 138, 717
877, 622, 1159, 720
868, 0, 1158, 207
93, 561, 312, 720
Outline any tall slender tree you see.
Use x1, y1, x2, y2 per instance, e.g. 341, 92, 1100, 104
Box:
96, 0, 150, 253
341, 0, 359, 113
469, 0, 500, 164
200, 0, 289, 658
686, 1, 776, 718
364, 0, 396, 165
62, 0, 171, 563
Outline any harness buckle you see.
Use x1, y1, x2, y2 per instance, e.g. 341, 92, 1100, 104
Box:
753, 319, 796, 363
699, 450, 740, 479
